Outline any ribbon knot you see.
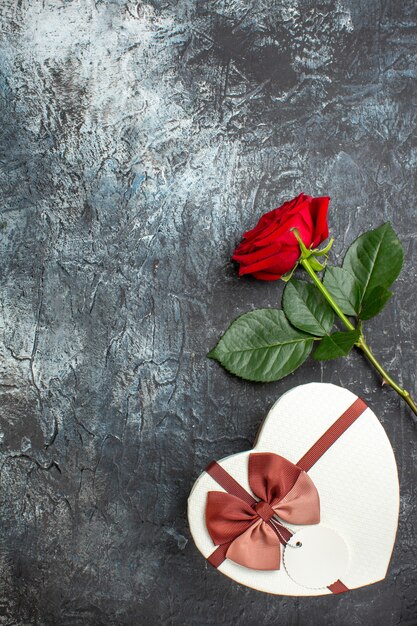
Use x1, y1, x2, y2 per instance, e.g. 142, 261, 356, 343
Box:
253, 500, 275, 522
206, 452, 320, 571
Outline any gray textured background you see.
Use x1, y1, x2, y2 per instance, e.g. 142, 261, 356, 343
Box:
0, 0, 416, 624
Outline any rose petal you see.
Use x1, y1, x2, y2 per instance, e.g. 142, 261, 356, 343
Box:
310, 196, 330, 247
250, 270, 283, 280
237, 248, 299, 277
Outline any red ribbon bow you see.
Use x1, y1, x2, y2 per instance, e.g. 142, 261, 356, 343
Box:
206, 452, 320, 570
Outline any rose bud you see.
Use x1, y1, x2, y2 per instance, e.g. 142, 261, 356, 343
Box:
232, 193, 330, 280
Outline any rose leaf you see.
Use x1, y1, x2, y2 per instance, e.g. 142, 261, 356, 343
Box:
359, 285, 393, 320
208, 309, 314, 382
342, 223, 403, 306
312, 329, 360, 361
282, 279, 334, 336
323, 266, 361, 316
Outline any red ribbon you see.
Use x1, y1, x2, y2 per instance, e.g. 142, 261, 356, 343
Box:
204, 396, 367, 594
206, 453, 320, 570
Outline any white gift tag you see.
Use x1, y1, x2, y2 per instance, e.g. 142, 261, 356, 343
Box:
283, 526, 350, 589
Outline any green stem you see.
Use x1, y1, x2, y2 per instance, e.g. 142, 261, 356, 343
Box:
300, 258, 355, 331
356, 337, 417, 417
300, 257, 417, 419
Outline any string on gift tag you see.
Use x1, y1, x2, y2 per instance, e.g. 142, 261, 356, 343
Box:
270, 515, 301, 548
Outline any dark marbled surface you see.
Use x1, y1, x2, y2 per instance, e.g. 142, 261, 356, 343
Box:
0, 0, 416, 624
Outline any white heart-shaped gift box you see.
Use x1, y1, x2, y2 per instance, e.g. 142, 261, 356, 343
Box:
188, 383, 399, 596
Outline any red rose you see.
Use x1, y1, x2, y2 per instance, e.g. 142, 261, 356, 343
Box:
232, 193, 330, 280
